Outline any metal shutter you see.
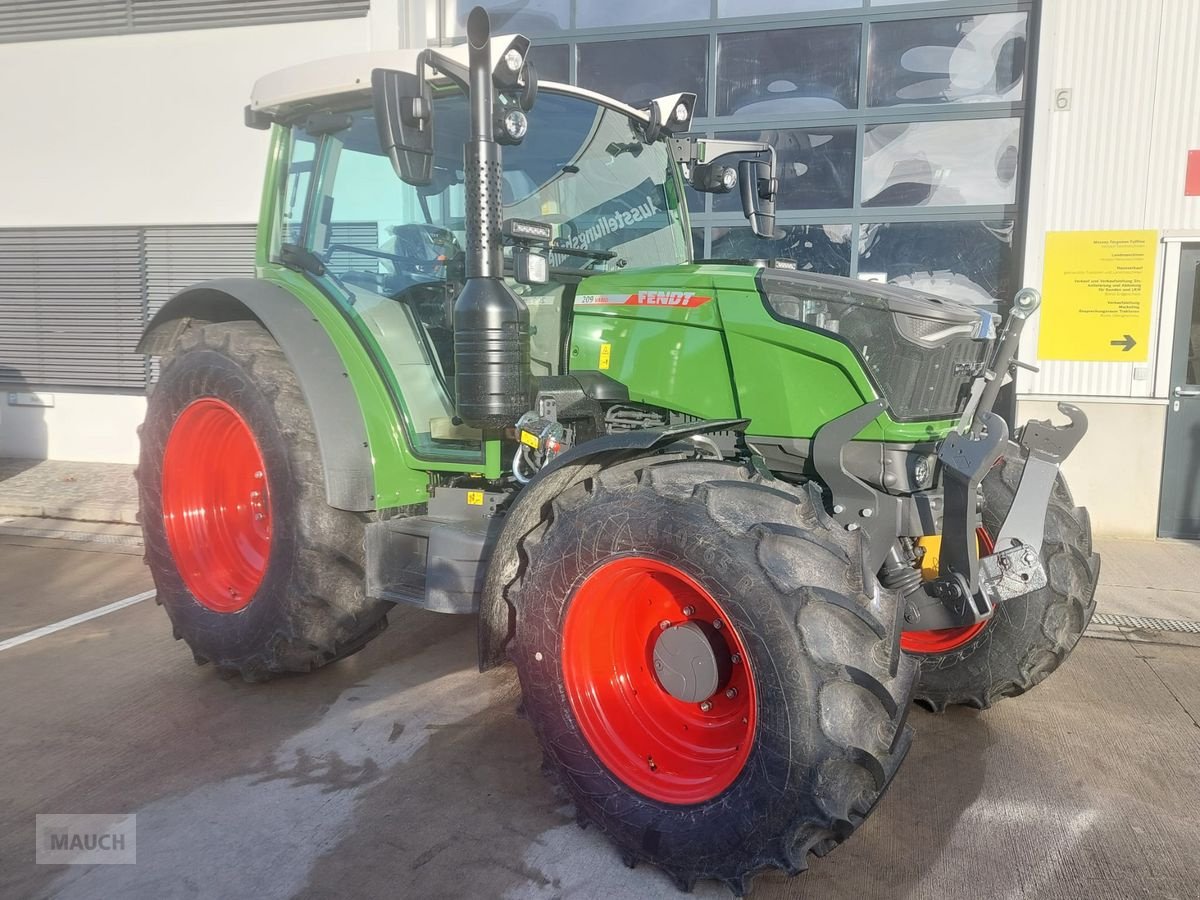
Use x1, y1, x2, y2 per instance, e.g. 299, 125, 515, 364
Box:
143, 224, 257, 322
0, 1, 129, 44
326, 222, 380, 276
129, 0, 370, 33
0, 228, 146, 390
0, 1, 369, 45
143, 224, 258, 382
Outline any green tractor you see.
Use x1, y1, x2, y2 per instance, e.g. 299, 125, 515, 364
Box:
137, 8, 1100, 892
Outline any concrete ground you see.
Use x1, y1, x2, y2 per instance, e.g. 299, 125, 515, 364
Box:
0, 459, 138, 524
1, 525, 1198, 900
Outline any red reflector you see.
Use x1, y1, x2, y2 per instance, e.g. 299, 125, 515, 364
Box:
1187, 150, 1200, 197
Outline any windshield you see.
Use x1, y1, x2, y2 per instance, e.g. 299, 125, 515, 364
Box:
430, 88, 691, 273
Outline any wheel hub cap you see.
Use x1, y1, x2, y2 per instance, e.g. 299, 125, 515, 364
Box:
652, 621, 726, 703
161, 398, 272, 613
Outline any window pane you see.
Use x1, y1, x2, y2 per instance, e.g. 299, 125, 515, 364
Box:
578, 35, 709, 116
711, 224, 852, 275
692, 227, 705, 261
577, 0, 707, 28
444, 0, 568, 37
713, 127, 856, 212
530, 43, 569, 83
867, 13, 1027, 106
862, 117, 1020, 207
857, 220, 1014, 304
282, 134, 316, 245
716, 25, 860, 116
718, 0, 861, 16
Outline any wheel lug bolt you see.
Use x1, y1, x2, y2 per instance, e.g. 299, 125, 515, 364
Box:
712, 619, 723, 630
255, 513, 265, 521
725, 687, 738, 699
659, 619, 671, 630
699, 701, 712, 712
254, 470, 264, 479
731, 653, 741, 664
682, 605, 695, 617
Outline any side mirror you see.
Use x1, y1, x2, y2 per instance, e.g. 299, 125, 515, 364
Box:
372, 68, 433, 186
671, 137, 779, 238
738, 158, 777, 239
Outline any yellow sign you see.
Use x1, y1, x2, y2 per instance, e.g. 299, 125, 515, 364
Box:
598, 342, 612, 370
1038, 230, 1157, 362
519, 430, 540, 449
466, 491, 484, 506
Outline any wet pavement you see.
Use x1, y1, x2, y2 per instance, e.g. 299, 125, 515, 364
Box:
1, 531, 1198, 900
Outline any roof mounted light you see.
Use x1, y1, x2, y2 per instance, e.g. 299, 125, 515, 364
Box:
641, 92, 696, 142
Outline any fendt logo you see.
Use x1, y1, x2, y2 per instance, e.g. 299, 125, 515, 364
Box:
576, 292, 713, 309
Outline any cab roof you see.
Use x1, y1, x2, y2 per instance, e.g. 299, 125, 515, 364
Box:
248, 40, 650, 126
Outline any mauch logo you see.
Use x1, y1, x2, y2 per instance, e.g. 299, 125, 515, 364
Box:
36, 814, 136, 865
576, 292, 713, 309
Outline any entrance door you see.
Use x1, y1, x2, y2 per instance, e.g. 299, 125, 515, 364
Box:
1159, 246, 1200, 538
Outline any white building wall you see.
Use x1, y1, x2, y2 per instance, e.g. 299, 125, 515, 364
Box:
0, 2, 431, 464
1019, 0, 1200, 536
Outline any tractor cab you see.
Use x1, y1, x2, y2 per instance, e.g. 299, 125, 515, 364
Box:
247, 39, 773, 458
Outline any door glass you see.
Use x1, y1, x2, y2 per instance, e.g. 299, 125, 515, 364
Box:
281, 134, 317, 245
299, 89, 689, 457
1186, 264, 1200, 385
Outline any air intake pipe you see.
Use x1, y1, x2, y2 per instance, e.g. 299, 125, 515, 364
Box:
452, 7, 532, 429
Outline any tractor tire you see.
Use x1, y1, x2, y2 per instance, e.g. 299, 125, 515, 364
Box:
904, 446, 1100, 711
504, 458, 917, 894
137, 320, 388, 682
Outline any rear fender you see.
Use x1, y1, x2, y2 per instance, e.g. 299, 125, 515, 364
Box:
139, 277, 375, 512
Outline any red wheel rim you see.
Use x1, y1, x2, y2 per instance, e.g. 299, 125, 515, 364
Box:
561, 557, 756, 805
901, 528, 995, 654
161, 398, 272, 613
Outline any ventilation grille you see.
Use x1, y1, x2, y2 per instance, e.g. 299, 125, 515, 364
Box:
0, 224, 258, 391
144, 225, 257, 322
0, 1, 369, 44
144, 224, 257, 383
0, 228, 146, 390
326, 222, 382, 276
1091, 613, 1200, 635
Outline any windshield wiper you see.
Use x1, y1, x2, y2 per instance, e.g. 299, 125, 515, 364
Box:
550, 242, 617, 262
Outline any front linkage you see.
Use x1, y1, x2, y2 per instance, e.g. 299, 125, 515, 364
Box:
813, 288, 1089, 635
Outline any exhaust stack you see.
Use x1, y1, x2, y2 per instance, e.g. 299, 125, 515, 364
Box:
452, 7, 532, 430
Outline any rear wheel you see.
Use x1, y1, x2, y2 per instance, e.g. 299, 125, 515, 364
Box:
505, 458, 916, 893
138, 320, 389, 681
903, 447, 1100, 710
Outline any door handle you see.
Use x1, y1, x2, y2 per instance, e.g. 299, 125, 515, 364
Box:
1174, 386, 1200, 398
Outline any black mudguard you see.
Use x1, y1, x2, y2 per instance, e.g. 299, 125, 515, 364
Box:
139, 278, 375, 512
477, 418, 748, 671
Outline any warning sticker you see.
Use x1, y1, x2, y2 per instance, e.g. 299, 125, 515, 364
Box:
598, 343, 612, 370
576, 292, 713, 308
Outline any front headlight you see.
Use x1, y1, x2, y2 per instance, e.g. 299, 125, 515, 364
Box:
760, 271, 991, 421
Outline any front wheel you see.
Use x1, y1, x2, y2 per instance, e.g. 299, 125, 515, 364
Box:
504, 458, 916, 893
903, 446, 1101, 710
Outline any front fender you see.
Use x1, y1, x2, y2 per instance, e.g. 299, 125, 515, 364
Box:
477, 418, 749, 671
